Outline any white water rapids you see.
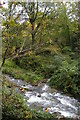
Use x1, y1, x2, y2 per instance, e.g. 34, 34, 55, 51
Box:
5, 75, 80, 119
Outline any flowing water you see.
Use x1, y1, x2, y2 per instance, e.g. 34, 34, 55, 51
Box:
5, 75, 80, 119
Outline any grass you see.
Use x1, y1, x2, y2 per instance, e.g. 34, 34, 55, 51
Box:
2, 53, 80, 97
2, 54, 54, 85
2, 60, 43, 85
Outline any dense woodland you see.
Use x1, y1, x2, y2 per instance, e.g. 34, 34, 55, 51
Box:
1, 1, 80, 120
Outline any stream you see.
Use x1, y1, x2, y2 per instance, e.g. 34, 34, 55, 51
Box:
5, 75, 80, 119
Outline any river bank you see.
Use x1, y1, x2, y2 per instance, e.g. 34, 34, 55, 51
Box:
2, 59, 80, 99
2, 74, 80, 120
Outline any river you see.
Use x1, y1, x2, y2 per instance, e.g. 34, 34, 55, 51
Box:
5, 75, 80, 119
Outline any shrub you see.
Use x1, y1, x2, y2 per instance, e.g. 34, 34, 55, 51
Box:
49, 55, 80, 96
2, 79, 32, 120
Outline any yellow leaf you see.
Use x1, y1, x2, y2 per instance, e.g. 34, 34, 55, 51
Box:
46, 108, 49, 112
21, 88, 25, 92
11, 46, 16, 54
16, 53, 18, 56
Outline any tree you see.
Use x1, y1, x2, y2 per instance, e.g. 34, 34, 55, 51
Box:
0, 2, 52, 69
21, 2, 51, 45
78, 1, 80, 55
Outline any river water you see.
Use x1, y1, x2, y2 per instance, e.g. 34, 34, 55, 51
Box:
5, 75, 80, 119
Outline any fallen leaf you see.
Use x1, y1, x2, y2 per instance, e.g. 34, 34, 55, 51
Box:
21, 88, 25, 92
46, 108, 49, 112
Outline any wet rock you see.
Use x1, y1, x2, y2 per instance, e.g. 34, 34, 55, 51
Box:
56, 112, 66, 120
7, 85, 11, 88
24, 87, 28, 90
42, 79, 47, 83
58, 116, 65, 120
23, 84, 27, 86
37, 94, 41, 97
34, 83, 38, 86
28, 89, 33, 91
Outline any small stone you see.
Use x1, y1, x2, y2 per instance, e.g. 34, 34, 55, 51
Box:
37, 94, 41, 97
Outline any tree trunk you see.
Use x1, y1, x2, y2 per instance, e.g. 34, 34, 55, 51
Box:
32, 22, 35, 45
0, 47, 8, 70
77, 2, 80, 56
39, 26, 42, 44
32, 33, 35, 45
